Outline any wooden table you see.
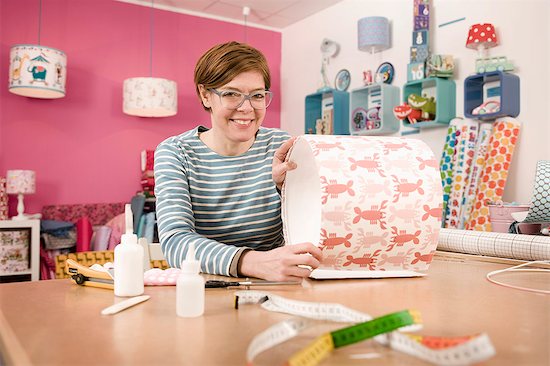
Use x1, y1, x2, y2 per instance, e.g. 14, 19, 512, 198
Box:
0, 256, 548, 365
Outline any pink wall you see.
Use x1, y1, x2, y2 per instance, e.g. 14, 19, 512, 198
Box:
0, 0, 282, 216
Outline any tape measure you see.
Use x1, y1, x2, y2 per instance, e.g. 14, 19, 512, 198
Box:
236, 291, 495, 365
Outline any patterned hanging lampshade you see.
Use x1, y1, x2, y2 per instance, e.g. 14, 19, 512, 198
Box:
123, 77, 177, 117
358, 16, 391, 53
8, 44, 67, 99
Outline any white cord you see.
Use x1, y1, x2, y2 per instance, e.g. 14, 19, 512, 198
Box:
486, 260, 550, 294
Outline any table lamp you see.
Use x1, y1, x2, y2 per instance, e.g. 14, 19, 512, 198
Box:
6, 170, 37, 220
465, 23, 498, 58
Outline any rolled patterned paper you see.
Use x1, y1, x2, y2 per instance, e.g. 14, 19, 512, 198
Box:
282, 135, 443, 273
445, 119, 479, 228
521, 161, 550, 223
459, 123, 492, 229
465, 117, 521, 231
440, 122, 458, 225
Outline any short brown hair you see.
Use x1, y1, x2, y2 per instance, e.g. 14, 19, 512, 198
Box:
194, 42, 271, 111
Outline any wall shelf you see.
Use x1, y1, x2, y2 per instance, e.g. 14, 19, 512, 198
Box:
402, 77, 456, 128
349, 84, 400, 135
464, 71, 520, 120
305, 89, 350, 135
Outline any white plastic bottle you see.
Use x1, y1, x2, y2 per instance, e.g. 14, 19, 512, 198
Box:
176, 243, 205, 317
114, 204, 144, 297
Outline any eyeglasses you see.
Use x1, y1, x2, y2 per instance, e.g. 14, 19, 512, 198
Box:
209, 89, 273, 110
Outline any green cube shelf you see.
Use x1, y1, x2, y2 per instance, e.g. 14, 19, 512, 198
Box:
402, 77, 456, 128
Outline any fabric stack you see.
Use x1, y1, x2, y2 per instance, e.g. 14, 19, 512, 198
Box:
135, 149, 158, 243
0, 177, 7, 220
141, 149, 155, 197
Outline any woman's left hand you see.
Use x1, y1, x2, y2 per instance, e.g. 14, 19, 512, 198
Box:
272, 137, 297, 190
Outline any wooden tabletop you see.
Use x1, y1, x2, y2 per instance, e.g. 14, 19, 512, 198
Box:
0, 257, 548, 365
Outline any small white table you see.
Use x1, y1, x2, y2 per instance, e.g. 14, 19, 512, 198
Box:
0, 219, 40, 281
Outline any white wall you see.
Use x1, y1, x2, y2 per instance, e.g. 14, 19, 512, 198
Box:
281, 0, 550, 204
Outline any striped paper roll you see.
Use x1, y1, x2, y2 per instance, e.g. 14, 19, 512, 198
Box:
444, 119, 479, 228
465, 117, 521, 231
459, 123, 493, 228
282, 135, 443, 272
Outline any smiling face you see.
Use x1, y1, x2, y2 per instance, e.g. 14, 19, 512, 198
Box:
199, 70, 267, 154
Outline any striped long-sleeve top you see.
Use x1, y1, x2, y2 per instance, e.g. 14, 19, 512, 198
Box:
154, 126, 290, 276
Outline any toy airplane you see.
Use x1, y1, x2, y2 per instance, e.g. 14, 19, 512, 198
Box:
66, 259, 301, 290
66, 259, 114, 290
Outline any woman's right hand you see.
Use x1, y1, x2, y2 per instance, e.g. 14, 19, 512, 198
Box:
239, 243, 323, 282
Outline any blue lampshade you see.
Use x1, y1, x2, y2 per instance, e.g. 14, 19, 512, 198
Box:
358, 16, 390, 53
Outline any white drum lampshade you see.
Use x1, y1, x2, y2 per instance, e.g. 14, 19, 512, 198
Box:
358, 16, 391, 53
6, 170, 36, 220
123, 77, 177, 117
8, 44, 67, 99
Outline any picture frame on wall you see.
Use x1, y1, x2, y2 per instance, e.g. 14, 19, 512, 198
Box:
0, 219, 40, 282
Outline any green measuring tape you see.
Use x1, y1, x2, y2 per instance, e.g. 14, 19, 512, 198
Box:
288, 310, 420, 366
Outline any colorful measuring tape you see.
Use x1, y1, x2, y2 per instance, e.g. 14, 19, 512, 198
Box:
236, 291, 495, 365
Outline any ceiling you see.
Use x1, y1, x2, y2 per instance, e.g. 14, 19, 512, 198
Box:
118, 0, 344, 29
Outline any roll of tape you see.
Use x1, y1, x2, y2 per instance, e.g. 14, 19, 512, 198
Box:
282, 135, 443, 273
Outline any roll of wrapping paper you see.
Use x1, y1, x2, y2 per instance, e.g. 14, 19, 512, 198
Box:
282, 135, 443, 273
465, 117, 521, 231
439, 122, 458, 226
438, 228, 550, 261
237, 291, 496, 366
444, 119, 479, 228
458, 123, 493, 229
521, 160, 550, 223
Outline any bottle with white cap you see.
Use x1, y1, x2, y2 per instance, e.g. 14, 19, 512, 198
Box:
176, 242, 205, 317
114, 204, 144, 297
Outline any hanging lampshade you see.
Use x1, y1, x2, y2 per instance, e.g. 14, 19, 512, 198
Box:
123, 77, 177, 117
8, 0, 67, 99
123, 0, 177, 117
358, 16, 391, 53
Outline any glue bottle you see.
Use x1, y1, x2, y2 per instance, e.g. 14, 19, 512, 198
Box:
176, 242, 205, 317
114, 204, 144, 297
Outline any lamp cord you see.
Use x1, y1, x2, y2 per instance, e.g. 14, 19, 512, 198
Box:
150, 0, 154, 77
38, 0, 42, 45
244, 14, 248, 43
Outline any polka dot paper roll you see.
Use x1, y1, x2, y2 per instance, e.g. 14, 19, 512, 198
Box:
282, 135, 443, 273
440, 123, 458, 226
465, 118, 521, 231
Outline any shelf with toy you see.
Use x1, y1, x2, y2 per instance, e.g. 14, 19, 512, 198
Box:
305, 89, 350, 135
400, 77, 456, 128
349, 83, 400, 135
464, 71, 520, 120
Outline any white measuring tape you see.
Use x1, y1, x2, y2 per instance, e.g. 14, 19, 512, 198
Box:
236, 291, 495, 365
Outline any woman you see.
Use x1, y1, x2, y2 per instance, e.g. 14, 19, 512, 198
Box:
154, 42, 322, 281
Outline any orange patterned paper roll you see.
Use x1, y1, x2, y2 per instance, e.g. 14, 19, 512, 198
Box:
465, 118, 521, 231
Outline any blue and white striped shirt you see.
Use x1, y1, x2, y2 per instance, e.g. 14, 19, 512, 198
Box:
154, 126, 290, 276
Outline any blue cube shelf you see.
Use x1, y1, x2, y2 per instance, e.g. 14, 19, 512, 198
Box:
464, 71, 520, 120
305, 89, 350, 135
349, 84, 400, 135
402, 77, 456, 128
